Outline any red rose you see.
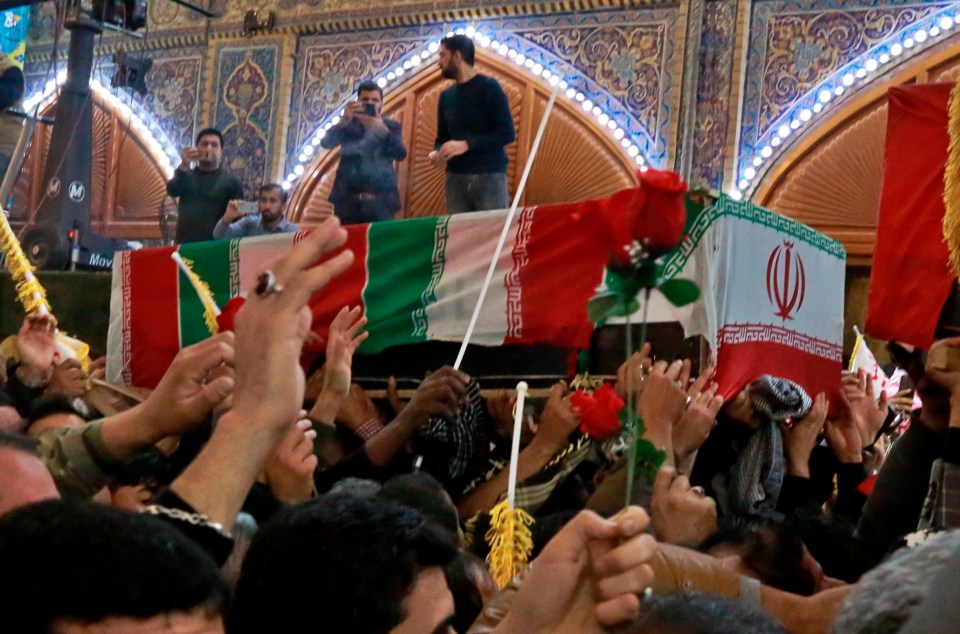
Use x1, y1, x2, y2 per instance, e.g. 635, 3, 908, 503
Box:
570, 383, 626, 440
215, 296, 246, 332
633, 168, 688, 258
594, 187, 646, 266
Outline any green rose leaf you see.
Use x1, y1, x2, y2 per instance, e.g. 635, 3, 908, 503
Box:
658, 278, 701, 307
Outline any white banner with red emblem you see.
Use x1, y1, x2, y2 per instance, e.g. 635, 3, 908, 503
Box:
664, 195, 846, 400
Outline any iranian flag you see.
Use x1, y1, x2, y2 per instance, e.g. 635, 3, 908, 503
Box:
108, 200, 635, 388
671, 196, 846, 400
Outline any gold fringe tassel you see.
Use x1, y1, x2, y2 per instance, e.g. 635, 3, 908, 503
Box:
484, 500, 535, 589
0, 209, 89, 368
944, 79, 960, 279
0, 207, 51, 315
177, 255, 220, 335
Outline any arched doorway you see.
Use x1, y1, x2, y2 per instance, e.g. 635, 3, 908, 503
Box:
7, 93, 172, 240
288, 51, 640, 224
753, 42, 960, 265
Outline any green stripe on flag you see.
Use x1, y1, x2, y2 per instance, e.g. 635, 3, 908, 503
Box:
177, 240, 234, 347
362, 217, 443, 352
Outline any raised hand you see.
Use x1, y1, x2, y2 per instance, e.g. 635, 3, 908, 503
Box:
674, 376, 723, 468
637, 359, 688, 462
396, 366, 470, 429
263, 417, 318, 504
840, 369, 888, 447
44, 358, 88, 398
535, 383, 580, 451
781, 393, 828, 478
923, 336, 960, 429
824, 417, 863, 465
495, 507, 657, 633
139, 332, 236, 437
614, 342, 652, 400
322, 306, 368, 401
169, 218, 354, 530
16, 313, 57, 374
230, 219, 354, 431
331, 383, 380, 433
650, 465, 718, 547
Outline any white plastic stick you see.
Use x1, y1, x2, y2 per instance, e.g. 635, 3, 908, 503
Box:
170, 251, 221, 316
507, 381, 529, 510
453, 82, 561, 370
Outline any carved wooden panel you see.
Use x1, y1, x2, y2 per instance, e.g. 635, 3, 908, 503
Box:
763, 102, 887, 260
289, 53, 638, 224
9, 95, 170, 239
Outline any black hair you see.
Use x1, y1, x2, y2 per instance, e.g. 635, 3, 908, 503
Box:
0, 429, 35, 455
195, 127, 223, 146
230, 493, 458, 634
357, 80, 383, 99
378, 471, 460, 537
440, 34, 475, 66
0, 499, 228, 633
24, 393, 87, 433
258, 182, 288, 204
608, 591, 786, 634
444, 551, 485, 634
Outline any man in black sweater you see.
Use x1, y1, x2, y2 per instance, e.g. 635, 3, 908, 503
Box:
166, 128, 244, 243
430, 34, 516, 213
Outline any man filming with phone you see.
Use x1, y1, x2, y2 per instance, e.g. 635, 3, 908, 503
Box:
166, 128, 244, 243
213, 183, 298, 239
321, 80, 407, 225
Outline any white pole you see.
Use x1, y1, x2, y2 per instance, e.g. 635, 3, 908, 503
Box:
507, 381, 529, 510
171, 251, 221, 316
453, 82, 561, 370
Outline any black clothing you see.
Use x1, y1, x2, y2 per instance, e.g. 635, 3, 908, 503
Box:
435, 74, 516, 174
166, 167, 244, 243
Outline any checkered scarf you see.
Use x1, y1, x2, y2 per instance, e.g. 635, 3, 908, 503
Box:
415, 380, 488, 484
726, 376, 810, 516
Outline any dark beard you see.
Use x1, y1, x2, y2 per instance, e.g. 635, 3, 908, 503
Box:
440, 65, 457, 79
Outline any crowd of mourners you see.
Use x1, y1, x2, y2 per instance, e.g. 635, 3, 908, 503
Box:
2, 218, 960, 633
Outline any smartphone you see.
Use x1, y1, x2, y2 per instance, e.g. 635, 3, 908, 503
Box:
237, 201, 259, 215
198, 148, 214, 162
362, 102, 377, 117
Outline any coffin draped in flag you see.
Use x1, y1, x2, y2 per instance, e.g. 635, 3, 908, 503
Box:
108, 196, 636, 388
669, 196, 846, 400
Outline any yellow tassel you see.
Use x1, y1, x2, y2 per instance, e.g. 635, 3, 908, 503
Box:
944, 79, 960, 279
1, 208, 90, 370
173, 253, 220, 335
484, 499, 535, 588
0, 207, 51, 315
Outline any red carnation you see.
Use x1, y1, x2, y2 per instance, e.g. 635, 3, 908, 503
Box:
215, 297, 246, 332
633, 168, 688, 258
570, 384, 626, 440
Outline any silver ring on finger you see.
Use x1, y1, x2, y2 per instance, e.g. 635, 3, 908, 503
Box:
691, 486, 706, 498
254, 270, 284, 298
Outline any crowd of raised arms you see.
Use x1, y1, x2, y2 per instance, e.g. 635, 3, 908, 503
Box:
3, 217, 960, 633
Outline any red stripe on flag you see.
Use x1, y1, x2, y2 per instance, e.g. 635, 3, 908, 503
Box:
867, 84, 955, 349
503, 203, 609, 349
128, 246, 180, 388
715, 338, 842, 408
303, 224, 369, 368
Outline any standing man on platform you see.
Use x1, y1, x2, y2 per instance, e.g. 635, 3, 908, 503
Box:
430, 34, 516, 213
167, 128, 244, 243
322, 80, 407, 225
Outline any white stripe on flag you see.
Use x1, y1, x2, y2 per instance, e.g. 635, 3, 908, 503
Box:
237, 233, 297, 296
425, 209, 519, 345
